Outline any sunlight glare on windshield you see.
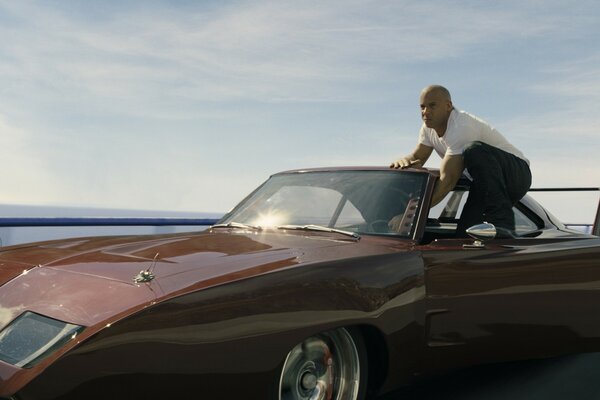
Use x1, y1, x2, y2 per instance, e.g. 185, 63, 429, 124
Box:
251, 211, 288, 228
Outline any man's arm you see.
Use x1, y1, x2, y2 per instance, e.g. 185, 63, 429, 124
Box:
431, 154, 464, 207
390, 143, 433, 169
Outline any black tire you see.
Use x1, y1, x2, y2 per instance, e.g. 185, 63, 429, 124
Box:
277, 327, 368, 400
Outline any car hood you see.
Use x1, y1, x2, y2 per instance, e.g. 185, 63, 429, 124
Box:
0, 230, 394, 329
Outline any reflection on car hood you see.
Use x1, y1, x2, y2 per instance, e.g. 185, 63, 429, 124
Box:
0, 230, 390, 328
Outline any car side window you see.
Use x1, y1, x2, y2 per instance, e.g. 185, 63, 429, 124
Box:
427, 190, 539, 237
428, 190, 468, 222
514, 207, 539, 235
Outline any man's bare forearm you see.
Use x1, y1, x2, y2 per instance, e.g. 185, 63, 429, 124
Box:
431, 178, 454, 207
431, 154, 464, 206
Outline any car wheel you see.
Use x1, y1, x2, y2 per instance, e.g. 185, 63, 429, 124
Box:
278, 327, 367, 400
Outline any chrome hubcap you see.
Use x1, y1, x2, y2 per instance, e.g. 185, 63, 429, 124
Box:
301, 371, 318, 391
279, 328, 361, 400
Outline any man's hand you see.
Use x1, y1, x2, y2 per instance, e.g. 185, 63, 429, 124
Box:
390, 144, 433, 170
390, 159, 423, 169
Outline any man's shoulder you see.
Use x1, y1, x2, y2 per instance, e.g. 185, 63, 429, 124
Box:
450, 109, 492, 131
452, 108, 480, 121
419, 124, 439, 139
454, 109, 489, 123
418, 124, 438, 146
419, 123, 433, 135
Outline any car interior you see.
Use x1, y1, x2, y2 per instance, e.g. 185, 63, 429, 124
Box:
422, 184, 545, 244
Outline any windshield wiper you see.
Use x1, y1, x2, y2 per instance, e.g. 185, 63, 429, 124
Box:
211, 221, 263, 231
277, 224, 360, 240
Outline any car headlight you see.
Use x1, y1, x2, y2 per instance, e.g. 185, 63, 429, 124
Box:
0, 311, 83, 368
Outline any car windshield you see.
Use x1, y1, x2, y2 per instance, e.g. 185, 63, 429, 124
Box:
219, 170, 427, 237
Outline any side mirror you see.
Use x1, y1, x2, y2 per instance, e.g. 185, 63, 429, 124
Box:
466, 223, 497, 241
464, 223, 496, 249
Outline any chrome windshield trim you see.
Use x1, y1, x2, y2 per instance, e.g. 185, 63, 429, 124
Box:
277, 224, 360, 240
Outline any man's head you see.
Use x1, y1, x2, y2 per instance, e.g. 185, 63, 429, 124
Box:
419, 85, 453, 135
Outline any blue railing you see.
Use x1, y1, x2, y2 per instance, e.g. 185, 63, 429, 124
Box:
0, 217, 222, 247
0, 217, 220, 227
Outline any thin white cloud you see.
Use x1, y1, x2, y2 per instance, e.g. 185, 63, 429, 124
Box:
0, 1, 576, 108
493, 55, 600, 206
502, 55, 600, 158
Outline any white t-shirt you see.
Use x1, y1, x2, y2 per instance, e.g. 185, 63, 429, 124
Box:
418, 109, 529, 165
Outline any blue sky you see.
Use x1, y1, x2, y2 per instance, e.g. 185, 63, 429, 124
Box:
0, 1, 598, 223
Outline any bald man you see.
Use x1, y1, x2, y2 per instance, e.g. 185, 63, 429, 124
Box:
390, 85, 531, 237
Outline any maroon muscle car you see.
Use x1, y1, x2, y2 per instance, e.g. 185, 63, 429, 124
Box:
0, 167, 599, 400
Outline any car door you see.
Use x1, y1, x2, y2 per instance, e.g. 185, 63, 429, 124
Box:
419, 192, 600, 371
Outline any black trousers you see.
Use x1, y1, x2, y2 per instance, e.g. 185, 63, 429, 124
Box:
456, 141, 532, 235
